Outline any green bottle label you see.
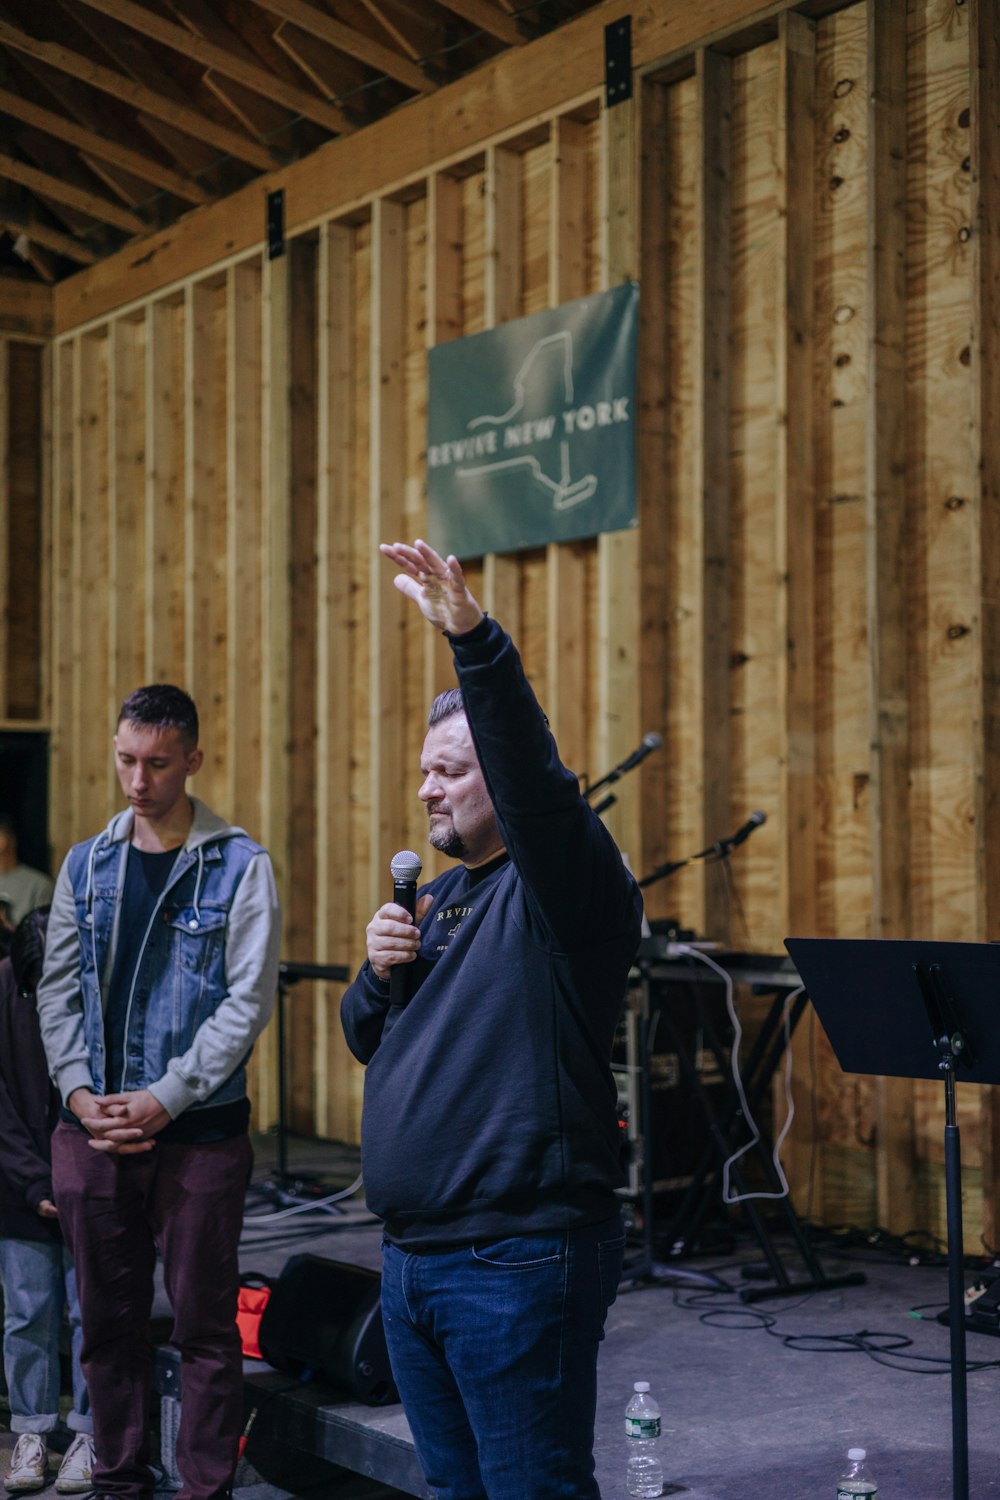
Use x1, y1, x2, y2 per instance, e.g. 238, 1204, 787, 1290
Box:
626, 1417, 660, 1439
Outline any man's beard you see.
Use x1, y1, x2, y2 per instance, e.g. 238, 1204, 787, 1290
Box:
428, 819, 466, 859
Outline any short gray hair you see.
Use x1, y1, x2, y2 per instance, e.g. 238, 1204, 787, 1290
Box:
427, 689, 465, 727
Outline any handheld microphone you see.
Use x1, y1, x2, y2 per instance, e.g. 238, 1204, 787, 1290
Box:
389, 850, 423, 1005
722, 810, 767, 852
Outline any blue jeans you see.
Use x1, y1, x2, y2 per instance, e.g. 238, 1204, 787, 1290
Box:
0, 1237, 91, 1435
380, 1214, 625, 1500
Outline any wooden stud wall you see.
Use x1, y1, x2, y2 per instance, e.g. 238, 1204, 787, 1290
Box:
3, 0, 999, 1243
0, 334, 47, 724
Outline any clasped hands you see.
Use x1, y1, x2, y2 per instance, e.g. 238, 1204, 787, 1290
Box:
68, 1087, 171, 1153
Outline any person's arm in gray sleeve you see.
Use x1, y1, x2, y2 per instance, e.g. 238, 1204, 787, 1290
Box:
148, 850, 282, 1119
35, 858, 96, 1105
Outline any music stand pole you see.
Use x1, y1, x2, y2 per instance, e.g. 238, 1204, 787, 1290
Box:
943, 1059, 969, 1499
637, 973, 658, 1273
276, 973, 289, 1186
786, 938, 987, 1500
913, 961, 969, 1500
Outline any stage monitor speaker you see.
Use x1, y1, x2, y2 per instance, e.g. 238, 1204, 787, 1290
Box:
257, 1254, 398, 1406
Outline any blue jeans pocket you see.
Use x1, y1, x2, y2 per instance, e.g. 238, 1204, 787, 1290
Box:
471, 1234, 565, 1269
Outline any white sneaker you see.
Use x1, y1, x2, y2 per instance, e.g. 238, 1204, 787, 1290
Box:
4, 1434, 48, 1493
54, 1434, 95, 1495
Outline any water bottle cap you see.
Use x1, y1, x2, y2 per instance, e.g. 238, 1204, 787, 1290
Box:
847, 1448, 866, 1460
633, 1381, 650, 1392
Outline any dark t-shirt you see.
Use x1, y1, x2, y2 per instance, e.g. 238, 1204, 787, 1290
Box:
105, 845, 180, 1092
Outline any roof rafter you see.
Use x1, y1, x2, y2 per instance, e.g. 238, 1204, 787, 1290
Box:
165, 0, 298, 141
436, 0, 524, 46
0, 204, 98, 264
0, 18, 281, 172
72, 0, 355, 133
250, 0, 433, 93
0, 150, 147, 233
0, 87, 209, 205
356, 0, 421, 63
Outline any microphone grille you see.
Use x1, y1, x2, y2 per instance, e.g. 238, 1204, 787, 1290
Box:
749, 810, 767, 827
644, 732, 663, 750
390, 849, 423, 883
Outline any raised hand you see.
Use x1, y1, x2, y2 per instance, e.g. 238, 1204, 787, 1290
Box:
379, 539, 483, 637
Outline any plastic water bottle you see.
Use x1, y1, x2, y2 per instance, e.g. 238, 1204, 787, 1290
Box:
837, 1448, 877, 1497
625, 1381, 663, 1498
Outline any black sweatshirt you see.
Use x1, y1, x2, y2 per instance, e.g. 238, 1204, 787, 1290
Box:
341, 615, 644, 1246
0, 957, 62, 1242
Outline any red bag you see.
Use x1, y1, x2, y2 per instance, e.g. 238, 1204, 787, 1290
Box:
236, 1274, 272, 1359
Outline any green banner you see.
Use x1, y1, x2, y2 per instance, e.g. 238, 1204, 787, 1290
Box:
427, 283, 638, 558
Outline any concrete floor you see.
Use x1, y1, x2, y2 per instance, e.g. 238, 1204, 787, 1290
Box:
4, 1136, 999, 1499
232, 1138, 1000, 1499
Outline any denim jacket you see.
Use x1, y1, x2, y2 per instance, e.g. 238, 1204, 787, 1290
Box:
36, 798, 281, 1120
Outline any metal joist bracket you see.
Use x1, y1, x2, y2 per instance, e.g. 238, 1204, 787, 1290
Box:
605, 17, 632, 108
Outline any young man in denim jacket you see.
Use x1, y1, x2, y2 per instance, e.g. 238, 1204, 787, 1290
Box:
36, 686, 281, 1500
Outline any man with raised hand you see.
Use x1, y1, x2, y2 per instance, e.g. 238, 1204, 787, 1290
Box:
341, 540, 643, 1500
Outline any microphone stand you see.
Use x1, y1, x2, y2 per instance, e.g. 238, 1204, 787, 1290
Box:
638, 831, 745, 890
582, 740, 659, 803
263, 961, 349, 1206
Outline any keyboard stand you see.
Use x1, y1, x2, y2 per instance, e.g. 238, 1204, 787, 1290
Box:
631, 944, 865, 1302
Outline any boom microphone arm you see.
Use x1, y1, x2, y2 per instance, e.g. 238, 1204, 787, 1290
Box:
584, 733, 662, 801
638, 811, 768, 891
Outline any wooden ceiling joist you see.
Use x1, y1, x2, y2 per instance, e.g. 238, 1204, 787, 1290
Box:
437, 0, 524, 47
0, 151, 148, 234
356, 0, 422, 64
72, 0, 357, 133
0, 88, 209, 206
164, 0, 317, 141
248, 0, 433, 94
0, 19, 281, 173
0, 0, 604, 287
0, 207, 99, 265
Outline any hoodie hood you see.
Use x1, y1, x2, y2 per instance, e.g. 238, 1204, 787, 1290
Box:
101, 796, 248, 851
87, 799, 250, 929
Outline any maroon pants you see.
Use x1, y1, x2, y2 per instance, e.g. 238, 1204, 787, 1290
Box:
52, 1122, 252, 1500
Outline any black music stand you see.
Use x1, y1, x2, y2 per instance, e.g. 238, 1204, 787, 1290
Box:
785, 937, 1000, 1500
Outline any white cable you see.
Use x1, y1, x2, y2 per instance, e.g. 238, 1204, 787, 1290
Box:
242, 1172, 366, 1224
672, 945, 801, 1204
